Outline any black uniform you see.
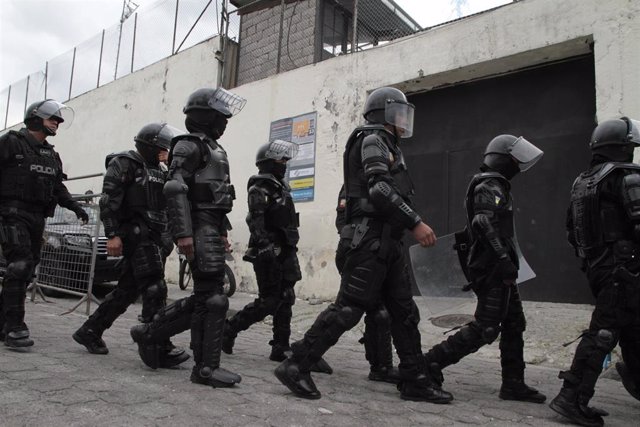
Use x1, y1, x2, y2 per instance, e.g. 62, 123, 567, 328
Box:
131, 133, 241, 386
335, 186, 397, 382
223, 173, 301, 358
0, 128, 87, 346
551, 162, 640, 424
424, 173, 530, 382
275, 123, 450, 402
73, 150, 177, 356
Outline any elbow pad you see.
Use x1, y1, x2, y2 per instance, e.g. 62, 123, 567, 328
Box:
163, 179, 193, 238
370, 181, 421, 228
472, 212, 508, 258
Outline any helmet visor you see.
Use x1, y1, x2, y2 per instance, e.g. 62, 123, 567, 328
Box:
34, 100, 75, 128
210, 88, 247, 117
508, 136, 544, 171
265, 140, 298, 161
385, 100, 415, 138
628, 119, 640, 145
156, 124, 184, 150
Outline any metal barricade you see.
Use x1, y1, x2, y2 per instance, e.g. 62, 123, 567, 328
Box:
28, 190, 120, 315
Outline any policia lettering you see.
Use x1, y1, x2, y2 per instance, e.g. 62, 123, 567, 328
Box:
130, 87, 246, 388
550, 117, 640, 427
423, 134, 546, 404
72, 123, 187, 368
0, 99, 87, 348
274, 87, 451, 403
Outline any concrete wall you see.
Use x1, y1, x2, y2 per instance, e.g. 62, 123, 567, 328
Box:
4, 0, 638, 300
236, 0, 318, 85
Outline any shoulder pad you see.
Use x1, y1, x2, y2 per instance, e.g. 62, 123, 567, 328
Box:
345, 124, 391, 150
105, 150, 143, 169
589, 162, 640, 187
247, 174, 283, 190
169, 133, 205, 151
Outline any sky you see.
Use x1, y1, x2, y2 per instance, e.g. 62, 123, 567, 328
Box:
0, 0, 512, 91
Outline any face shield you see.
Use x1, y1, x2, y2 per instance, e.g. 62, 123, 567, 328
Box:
508, 136, 544, 171
266, 140, 299, 161
627, 119, 640, 146
385, 100, 415, 138
34, 100, 75, 128
210, 88, 247, 117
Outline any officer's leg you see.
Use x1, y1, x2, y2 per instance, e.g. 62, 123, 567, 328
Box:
550, 271, 620, 427
383, 254, 451, 403
362, 306, 399, 383
188, 224, 240, 387
223, 258, 282, 354
498, 285, 545, 403
423, 280, 507, 385
617, 322, 640, 401
73, 265, 138, 355
1, 220, 35, 348
270, 250, 302, 360
130, 295, 194, 369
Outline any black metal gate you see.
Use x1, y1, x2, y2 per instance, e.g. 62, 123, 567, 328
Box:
404, 54, 596, 303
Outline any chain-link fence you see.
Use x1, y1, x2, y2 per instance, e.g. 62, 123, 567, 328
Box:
1, 0, 240, 131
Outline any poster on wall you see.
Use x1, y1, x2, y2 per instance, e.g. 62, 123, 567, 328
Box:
269, 111, 317, 202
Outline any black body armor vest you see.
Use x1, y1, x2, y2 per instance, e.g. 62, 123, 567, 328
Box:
248, 174, 299, 246
186, 138, 234, 213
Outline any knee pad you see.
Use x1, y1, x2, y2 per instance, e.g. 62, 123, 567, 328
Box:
6, 260, 33, 282
372, 306, 391, 327
205, 294, 229, 312
594, 329, 618, 351
282, 287, 296, 305
145, 281, 168, 300
472, 321, 501, 344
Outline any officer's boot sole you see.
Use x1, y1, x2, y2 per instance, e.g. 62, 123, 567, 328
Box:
72, 331, 108, 355
4, 337, 34, 348
549, 396, 604, 427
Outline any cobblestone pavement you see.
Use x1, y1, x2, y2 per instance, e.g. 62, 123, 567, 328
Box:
0, 287, 637, 426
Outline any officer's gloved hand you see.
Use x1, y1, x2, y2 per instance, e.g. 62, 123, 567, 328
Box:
496, 256, 518, 284
75, 208, 89, 224
257, 244, 276, 262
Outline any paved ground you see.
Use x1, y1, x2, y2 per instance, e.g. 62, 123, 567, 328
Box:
0, 286, 637, 426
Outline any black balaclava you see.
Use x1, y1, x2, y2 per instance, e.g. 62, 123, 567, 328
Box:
591, 144, 634, 166
259, 160, 287, 180
25, 116, 59, 137
135, 141, 161, 166
481, 153, 520, 180
185, 110, 227, 140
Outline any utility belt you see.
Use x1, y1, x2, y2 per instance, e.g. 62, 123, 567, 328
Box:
584, 240, 640, 269
339, 217, 394, 258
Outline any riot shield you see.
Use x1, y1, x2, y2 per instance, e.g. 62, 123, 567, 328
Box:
410, 232, 535, 317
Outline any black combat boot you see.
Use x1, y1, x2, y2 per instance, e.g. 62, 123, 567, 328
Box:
274, 358, 321, 399
73, 326, 108, 354
549, 387, 604, 427
158, 340, 190, 368
191, 365, 241, 388
221, 320, 236, 355
399, 373, 454, 404
269, 341, 292, 362
369, 365, 401, 384
500, 378, 546, 403
5, 328, 34, 348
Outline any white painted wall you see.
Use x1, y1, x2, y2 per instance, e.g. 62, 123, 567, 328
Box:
6, 0, 638, 298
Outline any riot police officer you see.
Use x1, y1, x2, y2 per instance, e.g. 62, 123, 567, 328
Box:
274, 87, 451, 402
72, 122, 187, 368
130, 87, 246, 388
0, 99, 89, 347
422, 134, 546, 404
335, 186, 399, 383
222, 139, 303, 361
550, 117, 640, 427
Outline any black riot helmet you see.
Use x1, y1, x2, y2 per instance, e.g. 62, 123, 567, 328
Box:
255, 139, 299, 178
363, 87, 415, 139
183, 87, 246, 139
24, 99, 75, 136
482, 135, 543, 180
589, 117, 640, 162
134, 122, 182, 165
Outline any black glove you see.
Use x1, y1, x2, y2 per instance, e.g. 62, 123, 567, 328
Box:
257, 244, 276, 262
75, 208, 89, 224
495, 256, 518, 282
